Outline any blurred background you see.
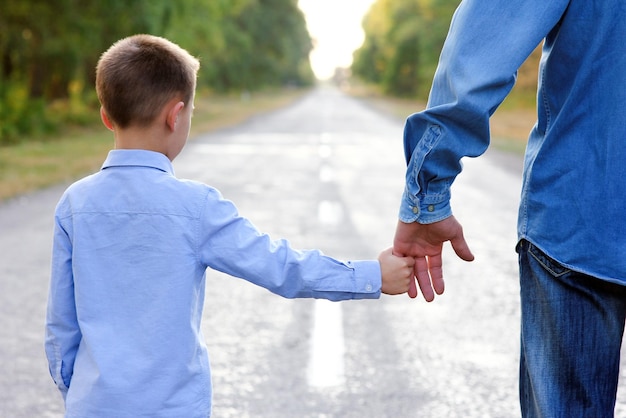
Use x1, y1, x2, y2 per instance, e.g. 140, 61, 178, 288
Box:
0, 0, 538, 202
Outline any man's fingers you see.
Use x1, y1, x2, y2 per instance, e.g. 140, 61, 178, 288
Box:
410, 255, 444, 300
414, 257, 435, 302
408, 276, 418, 298
427, 254, 445, 295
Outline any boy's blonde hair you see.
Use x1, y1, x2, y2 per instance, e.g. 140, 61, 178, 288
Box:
96, 34, 200, 128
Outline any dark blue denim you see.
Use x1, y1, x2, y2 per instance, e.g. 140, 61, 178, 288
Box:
518, 240, 626, 417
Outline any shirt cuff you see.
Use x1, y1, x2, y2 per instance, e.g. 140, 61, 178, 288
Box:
347, 260, 382, 299
398, 189, 452, 224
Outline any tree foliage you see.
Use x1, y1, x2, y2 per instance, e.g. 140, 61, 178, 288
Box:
0, 0, 313, 144
352, 0, 459, 97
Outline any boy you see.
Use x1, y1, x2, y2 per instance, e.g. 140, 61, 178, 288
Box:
44, 34, 414, 418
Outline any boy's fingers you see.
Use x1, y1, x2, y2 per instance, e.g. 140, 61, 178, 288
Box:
392, 250, 418, 298
414, 258, 435, 302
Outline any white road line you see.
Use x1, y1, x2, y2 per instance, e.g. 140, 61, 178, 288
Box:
319, 164, 334, 183
318, 144, 332, 159
308, 200, 346, 388
307, 299, 346, 388
317, 200, 343, 225
307, 137, 346, 389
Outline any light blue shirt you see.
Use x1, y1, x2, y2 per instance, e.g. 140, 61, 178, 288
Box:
45, 149, 380, 417
399, 0, 626, 284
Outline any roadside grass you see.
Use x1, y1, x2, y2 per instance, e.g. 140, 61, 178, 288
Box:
0, 88, 309, 201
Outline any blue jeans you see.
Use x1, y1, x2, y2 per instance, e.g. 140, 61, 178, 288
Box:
517, 240, 626, 417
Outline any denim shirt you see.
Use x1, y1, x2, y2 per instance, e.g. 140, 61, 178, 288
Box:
399, 0, 626, 284
45, 149, 380, 417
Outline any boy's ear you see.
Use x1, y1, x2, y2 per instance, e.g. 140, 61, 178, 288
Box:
166, 101, 185, 132
100, 107, 115, 131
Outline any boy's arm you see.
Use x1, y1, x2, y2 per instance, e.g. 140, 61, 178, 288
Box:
45, 214, 81, 400
199, 190, 401, 300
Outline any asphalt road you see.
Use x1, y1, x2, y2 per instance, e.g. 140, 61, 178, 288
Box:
2, 85, 625, 417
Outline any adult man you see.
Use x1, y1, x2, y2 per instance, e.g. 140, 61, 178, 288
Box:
393, 0, 626, 416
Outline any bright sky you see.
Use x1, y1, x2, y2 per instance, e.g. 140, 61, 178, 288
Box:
298, 0, 377, 80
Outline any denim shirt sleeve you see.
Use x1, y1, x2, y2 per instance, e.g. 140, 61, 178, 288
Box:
400, 0, 570, 224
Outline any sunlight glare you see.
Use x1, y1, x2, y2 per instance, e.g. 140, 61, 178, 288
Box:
298, 0, 376, 80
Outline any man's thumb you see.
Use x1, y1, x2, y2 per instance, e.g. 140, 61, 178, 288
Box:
451, 235, 474, 262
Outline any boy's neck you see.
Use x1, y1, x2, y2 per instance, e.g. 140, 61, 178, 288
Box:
114, 126, 168, 155
101, 97, 188, 162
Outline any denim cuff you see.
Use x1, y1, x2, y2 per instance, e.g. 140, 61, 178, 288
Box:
398, 189, 452, 224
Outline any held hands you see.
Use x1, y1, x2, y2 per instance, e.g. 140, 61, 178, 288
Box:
393, 216, 474, 302
378, 247, 416, 295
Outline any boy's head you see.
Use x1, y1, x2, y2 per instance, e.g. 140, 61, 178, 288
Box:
96, 34, 200, 129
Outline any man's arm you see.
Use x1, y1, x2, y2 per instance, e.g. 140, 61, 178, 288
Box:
395, 0, 569, 300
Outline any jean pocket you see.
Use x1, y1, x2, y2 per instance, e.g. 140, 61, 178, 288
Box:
527, 242, 571, 278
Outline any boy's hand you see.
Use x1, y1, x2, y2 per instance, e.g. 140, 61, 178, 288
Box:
378, 247, 416, 295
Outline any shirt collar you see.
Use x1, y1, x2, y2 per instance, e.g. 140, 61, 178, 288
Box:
101, 149, 175, 175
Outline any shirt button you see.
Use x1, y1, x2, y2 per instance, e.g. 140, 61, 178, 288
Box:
412, 206, 418, 214
365, 284, 373, 292
427, 205, 435, 212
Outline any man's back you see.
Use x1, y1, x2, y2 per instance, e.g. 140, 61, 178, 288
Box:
518, 0, 626, 281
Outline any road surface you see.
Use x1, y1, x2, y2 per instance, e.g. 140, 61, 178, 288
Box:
2, 85, 625, 417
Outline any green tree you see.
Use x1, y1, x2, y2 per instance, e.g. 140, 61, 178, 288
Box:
0, 0, 313, 144
210, 0, 313, 91
353, 0, 459, 98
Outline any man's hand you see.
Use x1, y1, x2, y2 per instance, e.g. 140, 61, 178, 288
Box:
393, 216, 474, 302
